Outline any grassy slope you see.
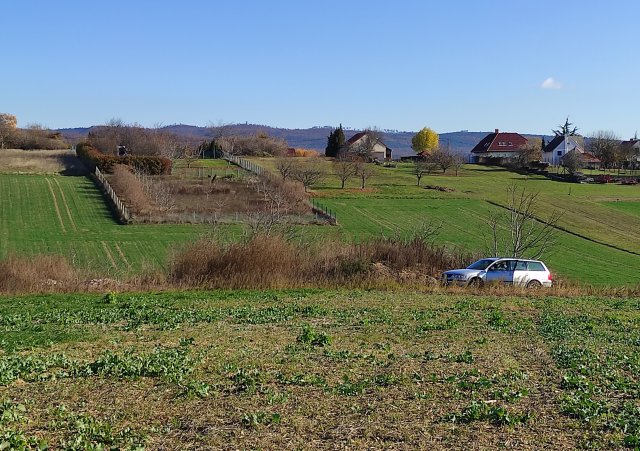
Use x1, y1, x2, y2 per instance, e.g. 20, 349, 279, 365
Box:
0, 175, 206, 273
1, 289, 638, 449
255, 158, 640, 285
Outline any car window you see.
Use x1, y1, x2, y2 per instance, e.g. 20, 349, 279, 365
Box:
489, 260, 513, 271
467, 259, 494, 270
515, 261, 527, 271
527, 261, 545, 271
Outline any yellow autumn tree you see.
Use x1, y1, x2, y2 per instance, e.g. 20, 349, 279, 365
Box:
411, 127, 439, 154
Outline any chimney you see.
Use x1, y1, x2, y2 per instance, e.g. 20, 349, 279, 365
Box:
494, 128, 499, 134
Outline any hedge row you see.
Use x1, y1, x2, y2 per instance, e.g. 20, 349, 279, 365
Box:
76, 142, 172, 175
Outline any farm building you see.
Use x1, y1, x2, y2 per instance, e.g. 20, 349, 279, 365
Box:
469, 129, 528, 163
346, 132, 393, 162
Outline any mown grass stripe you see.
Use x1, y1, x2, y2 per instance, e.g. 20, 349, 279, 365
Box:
45, 178, 66, 233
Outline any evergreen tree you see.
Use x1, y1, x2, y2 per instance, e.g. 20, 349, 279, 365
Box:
553, 117, 579, 137
541, 136, 546, 152
325, 124, 345, 157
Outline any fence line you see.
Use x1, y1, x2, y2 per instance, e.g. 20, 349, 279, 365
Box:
220, 152, 337, 224
92, 167, 130, 223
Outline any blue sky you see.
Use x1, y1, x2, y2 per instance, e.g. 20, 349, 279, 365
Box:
2, 1, 639, 137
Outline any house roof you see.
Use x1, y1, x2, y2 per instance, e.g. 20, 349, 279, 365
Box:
560, 149, 601, 164
346, 132, 367, 145
621, 139, 640, 150
346, 132, 392, 152
470, 130, 528, 153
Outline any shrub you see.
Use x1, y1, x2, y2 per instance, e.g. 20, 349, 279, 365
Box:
76, 142, 172, 175
169, 231, 472, 289
0, 254, 78, 294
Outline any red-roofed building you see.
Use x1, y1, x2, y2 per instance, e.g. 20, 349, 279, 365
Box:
470, 129, 528, 163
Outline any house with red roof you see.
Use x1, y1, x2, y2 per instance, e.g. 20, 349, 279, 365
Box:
470, 129, 528, 163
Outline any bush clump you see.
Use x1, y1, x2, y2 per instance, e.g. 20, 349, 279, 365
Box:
76, 142, 172, 175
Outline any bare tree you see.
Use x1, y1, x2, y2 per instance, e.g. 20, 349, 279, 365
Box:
0, 113, 18, 149
412, 160, 435, 186
561, 150, 583, 175
180, 145, 200, 168
485, 184, 562, 259
291, 161, 324, 192
588, 130, 621, 169
515, 139, 542, 168
333, 155, 357, 188
276, 157, 296, 181
428, 147, 455, 173
452, 155, 465, 176
246, 176, 296, 237
355, 161, 375, 189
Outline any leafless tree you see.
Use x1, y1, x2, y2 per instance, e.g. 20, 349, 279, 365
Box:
246, 176, 295, 237
588, 130, 621, 169
412, 160, 435, 186
181, 145, 200, 168
0, 113, 17, 149
484, 184, 562, 259
276, 157, 296, 181
355, 161, 375, 189
515, 139, 542, 168
428, 147, 455, 173
452, 155, 465, 176
291, 161, 324, 192
561, 150, 583, 175
333, 155, 357, 188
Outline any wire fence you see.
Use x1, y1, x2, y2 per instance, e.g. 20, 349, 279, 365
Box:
93, 167, 130, 223
220, 152, 337, 224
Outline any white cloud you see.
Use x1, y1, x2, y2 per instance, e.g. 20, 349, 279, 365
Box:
541, 77, 563, 89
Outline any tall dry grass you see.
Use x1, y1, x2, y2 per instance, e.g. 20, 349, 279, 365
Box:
0, 254, 80, 294
169, 233, 473, 289
0, 149, 82, 174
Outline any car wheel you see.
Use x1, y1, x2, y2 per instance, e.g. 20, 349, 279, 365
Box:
468, 278, 484, 288
526, 280, 542, 289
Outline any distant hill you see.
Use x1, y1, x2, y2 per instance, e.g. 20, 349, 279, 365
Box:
58, 124, 553, 159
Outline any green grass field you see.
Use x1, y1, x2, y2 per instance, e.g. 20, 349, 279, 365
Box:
1, 289, 639, 449
3, 157, 640, 284
253, 158, 640, 285
0, 174, 207, 273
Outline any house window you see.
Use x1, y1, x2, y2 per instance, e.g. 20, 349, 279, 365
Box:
508, 142, 513, 146
557, 151, 562, 156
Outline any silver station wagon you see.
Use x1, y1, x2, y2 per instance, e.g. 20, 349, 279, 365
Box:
442, 257, 553, 288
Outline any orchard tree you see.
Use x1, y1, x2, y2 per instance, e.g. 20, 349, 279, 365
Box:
429, 147, 455, 173
333, 155, 357, 189
325, 124, 345, 158
291, 161, 324, 192
355, 161, 375, 189
411, 127, 439, 154
412, 160, 435, 186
